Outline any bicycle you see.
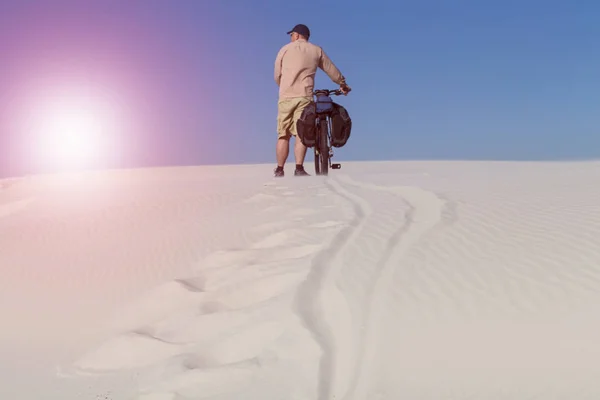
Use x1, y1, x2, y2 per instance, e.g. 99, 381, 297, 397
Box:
312, 88, 348, 176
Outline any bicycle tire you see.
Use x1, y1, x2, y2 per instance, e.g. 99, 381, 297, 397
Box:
319, 118, 329, 175
314, 122, 321, 175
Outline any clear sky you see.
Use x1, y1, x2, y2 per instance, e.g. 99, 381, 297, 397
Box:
1, 0, 599, 178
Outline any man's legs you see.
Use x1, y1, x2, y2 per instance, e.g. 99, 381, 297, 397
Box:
291, 97, 311, 169
294, 135, 307, 165
275, 96, 312, 176
276, 134, 306, 167
276, 137, 290, 167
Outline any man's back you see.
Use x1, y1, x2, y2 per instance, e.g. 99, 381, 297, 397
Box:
274, 39, 345, 99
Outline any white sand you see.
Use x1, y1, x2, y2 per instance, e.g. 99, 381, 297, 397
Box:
1, 160, 600, 400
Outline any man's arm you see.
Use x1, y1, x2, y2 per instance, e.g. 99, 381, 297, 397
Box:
318, 47, 346, 85
274, 46, 286, 86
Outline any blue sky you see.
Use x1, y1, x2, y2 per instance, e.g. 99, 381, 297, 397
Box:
1, 0, 599, 177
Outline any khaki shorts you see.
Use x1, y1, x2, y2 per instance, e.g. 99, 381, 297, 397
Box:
277, 96, 312, 139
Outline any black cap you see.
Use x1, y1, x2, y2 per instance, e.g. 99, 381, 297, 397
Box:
287, 24, 310, 39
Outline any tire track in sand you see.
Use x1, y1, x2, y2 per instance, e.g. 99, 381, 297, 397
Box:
293, 177, 373, 400
294, 174, 444, 400
337, 175, 445, 400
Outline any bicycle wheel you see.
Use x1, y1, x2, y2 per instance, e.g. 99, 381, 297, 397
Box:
314, 135, 321, 176
318, 118, 329, 175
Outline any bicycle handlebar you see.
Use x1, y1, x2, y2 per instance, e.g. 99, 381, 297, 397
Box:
313, 88, 349, 96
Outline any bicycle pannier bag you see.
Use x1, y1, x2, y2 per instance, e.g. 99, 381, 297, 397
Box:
330, 102, 352, 148
296, 102, 317, 148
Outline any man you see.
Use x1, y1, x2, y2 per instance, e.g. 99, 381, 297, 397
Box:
273, 23, 350, 177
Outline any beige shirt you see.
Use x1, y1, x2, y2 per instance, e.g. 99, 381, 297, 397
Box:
274, 39, 345, 99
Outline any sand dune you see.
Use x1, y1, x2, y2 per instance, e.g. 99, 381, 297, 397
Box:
1, 160, 600, 399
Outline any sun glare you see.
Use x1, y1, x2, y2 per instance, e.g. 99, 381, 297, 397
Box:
38, 104, 104, 161
20, 83, 125, 173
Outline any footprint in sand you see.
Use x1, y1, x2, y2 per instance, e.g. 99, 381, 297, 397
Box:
74, 293, 286, 372
74, 290, 290, 376
74, 239, 312, 374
